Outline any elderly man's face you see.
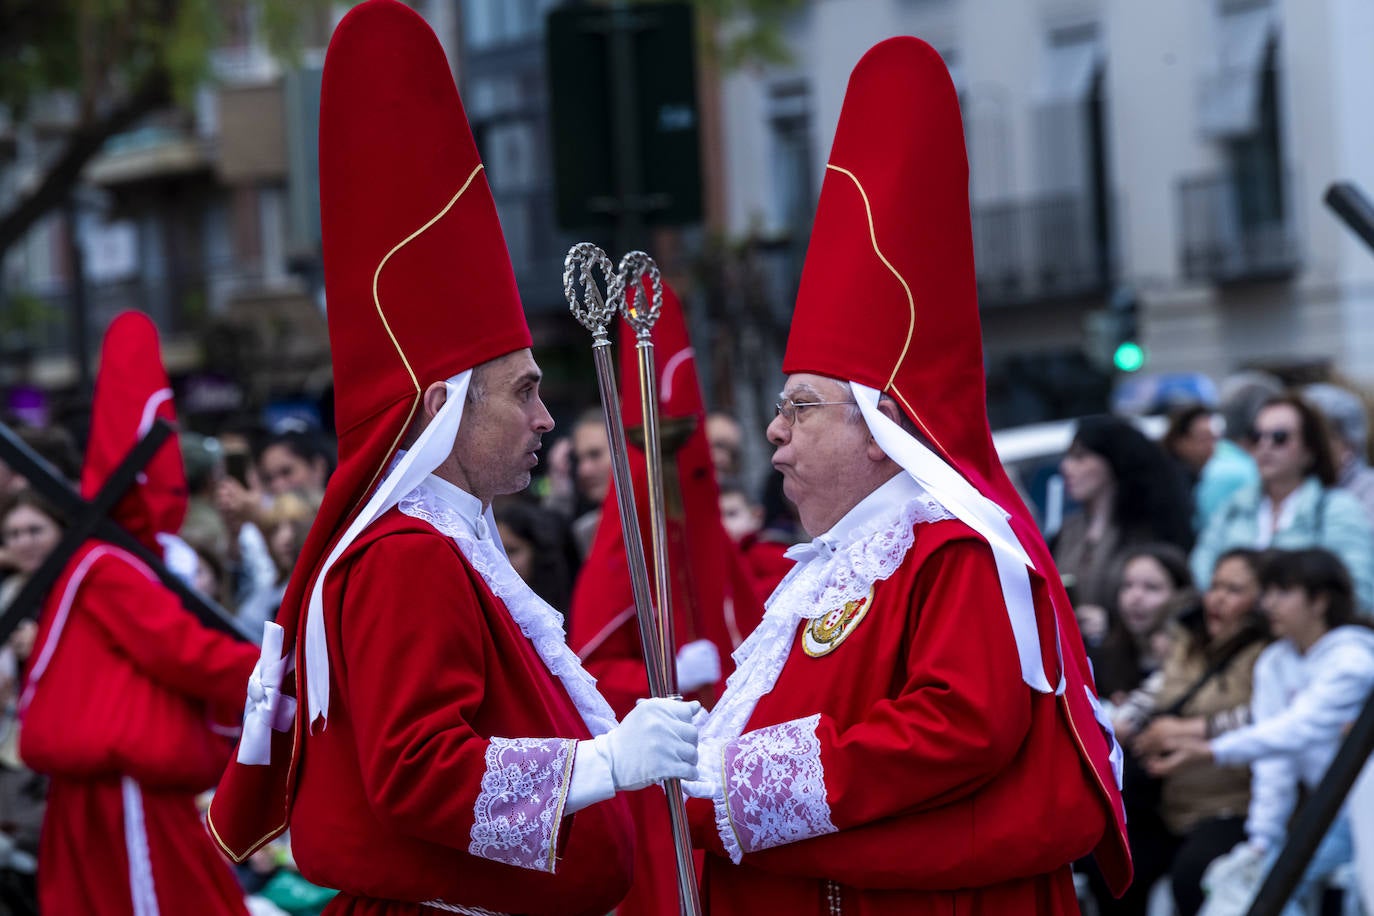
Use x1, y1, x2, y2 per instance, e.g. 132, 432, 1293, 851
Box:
766, 373, 871, 536
449, 349, 554, 504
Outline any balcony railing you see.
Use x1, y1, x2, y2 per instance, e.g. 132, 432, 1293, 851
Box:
7, 262, 266, 359
1178, 170, 1300, 283
973, 193, 1112, 307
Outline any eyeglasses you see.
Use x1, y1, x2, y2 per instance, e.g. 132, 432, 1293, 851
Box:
1248, 428, 1295, 448
773, 397, 854, 426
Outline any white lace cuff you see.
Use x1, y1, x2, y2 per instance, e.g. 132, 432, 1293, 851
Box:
715, 714, 837, 863
468, 737, 576, 872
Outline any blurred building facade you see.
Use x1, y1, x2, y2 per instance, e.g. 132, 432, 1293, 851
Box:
717, 0, 1374, 421
0, 3, 356, 425
5, 0, 1373, 432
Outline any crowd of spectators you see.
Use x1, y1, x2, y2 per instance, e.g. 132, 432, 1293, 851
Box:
1055, 373, 1374, 915
6, 367, 1374, 914
0, 396, 794, 914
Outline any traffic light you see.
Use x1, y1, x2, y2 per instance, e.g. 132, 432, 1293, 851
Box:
1083, 288, 1146, 374
1113, 340, 1146, 373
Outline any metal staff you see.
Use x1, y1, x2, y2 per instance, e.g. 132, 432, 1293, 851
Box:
564, 243, 702, 916
609, 252, 675, 690
609, 251, 702, 916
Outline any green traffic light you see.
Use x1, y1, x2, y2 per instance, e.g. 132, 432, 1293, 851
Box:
1113, 341, 1146, 373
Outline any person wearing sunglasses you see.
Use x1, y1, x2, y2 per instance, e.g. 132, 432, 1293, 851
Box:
1190, 394, 1374, 612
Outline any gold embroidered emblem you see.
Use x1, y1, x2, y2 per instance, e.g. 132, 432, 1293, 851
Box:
803, 588, 873, 657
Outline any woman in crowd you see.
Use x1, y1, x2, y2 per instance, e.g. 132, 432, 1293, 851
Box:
0, 489, 64, 612
1115, 548, 1270, 915
1086, 544, 1196, 914
1053, 416, 1195, 646
1191, 394, 1374, 611
1151, 548, 1374, 914
1092, 543, 1196, 705
255, 429, 334, 498
237, 488, 322, 635
0, 489, 66, 914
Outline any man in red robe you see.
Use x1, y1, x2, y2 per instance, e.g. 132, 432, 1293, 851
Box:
683, 37, 1133, 915
19, 310, 260, 915
569, 284, 769, 916
207, 4, 697, 914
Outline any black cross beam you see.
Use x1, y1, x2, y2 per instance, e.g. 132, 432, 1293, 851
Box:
0, 419, 253, 644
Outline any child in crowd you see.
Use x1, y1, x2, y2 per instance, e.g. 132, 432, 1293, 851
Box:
1150, 548, 1374, 915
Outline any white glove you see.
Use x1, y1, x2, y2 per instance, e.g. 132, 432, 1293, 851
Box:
606, 697, 700, 791
675, 639, 722, 693
565, 698, 701, 814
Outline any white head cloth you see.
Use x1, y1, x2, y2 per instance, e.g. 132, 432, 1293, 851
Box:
850, 382, 1061, 695
304, 370, 473, 726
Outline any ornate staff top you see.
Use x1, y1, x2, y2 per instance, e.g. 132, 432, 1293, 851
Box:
563, 242, 618, 344
610, 250, 663, 342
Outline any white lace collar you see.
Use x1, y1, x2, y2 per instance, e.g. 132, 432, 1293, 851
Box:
693, 481, 954, 773
399, 478, 618, 737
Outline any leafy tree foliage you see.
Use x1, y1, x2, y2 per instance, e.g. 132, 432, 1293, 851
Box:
0, 0, 331, 258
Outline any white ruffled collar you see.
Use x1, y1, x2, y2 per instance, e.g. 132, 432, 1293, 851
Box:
691, 480, 954, 783
399, 478, 618, 736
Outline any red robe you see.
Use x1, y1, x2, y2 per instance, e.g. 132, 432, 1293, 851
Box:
20, 541, 259, 916
738, 533, 794, 604
689, 517, 1115, 914
286, 509, 634, 915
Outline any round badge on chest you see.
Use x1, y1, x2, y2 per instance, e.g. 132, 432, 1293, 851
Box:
803, 586, 874, 657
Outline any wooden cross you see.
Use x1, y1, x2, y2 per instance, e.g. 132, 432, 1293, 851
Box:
0, 420, 253, 644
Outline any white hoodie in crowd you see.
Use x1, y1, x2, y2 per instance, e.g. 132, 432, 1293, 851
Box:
1210, 624, 1374, 849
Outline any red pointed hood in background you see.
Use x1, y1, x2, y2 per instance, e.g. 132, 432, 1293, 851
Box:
568, 283, 765, 716
782, 36, 1131, 893
82, 310, 186, 551
209, 0, 530, 862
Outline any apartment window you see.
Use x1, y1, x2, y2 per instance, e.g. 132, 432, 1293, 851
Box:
767, 82, 814, 239
1035, 26, 1105, 196
1178, 0, 1294, 282
1029, 26, 1111, 294
1198, 1, 1275, 138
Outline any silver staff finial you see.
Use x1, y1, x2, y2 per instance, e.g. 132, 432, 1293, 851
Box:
610, 250, 663, 342
563, 242, 618, 344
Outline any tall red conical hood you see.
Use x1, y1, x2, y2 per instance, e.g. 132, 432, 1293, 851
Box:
209, 0, 530, 862
82, 311, 186, 550
785, 37, 994, 488
783, 37, 1132, 893
320, 0, 530, 456
569, 283, 764, 715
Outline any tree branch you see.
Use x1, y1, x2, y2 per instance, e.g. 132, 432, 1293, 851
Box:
0, 68, 171, 259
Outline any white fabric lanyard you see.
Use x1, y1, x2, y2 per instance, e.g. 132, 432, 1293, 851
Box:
304, 372, 472, 726
851, 382, 1061, 695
